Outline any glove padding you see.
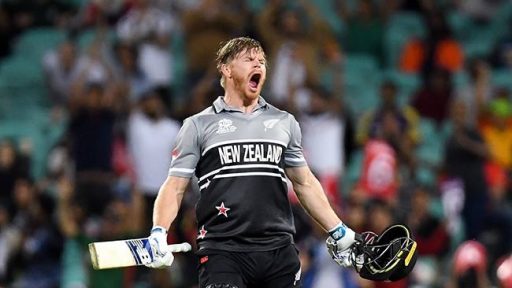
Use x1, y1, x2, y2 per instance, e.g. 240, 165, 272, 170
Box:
145, 226, 174, 268
326, 222, 357, 267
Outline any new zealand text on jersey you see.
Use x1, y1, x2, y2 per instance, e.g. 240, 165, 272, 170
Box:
218, 143, 283, 165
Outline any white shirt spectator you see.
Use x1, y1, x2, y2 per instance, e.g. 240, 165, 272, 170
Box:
301, 113, 345, 176
42, 48, 80, 105
456, 83, 492, 127
138, 42, 174, 88
116, 6, 175, 43
128, 111, 180, 194
270, 42, 307, 104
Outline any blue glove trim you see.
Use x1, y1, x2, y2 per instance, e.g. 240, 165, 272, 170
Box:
151, 226, 167, 234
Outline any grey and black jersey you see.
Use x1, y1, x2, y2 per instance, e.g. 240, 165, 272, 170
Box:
169, 96, 307, 252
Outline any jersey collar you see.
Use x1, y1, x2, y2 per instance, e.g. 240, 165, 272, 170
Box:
212, 96, 268, 114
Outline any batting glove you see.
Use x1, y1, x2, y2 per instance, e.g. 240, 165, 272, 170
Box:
326, 222, 356, 267
145, 226, 174, 268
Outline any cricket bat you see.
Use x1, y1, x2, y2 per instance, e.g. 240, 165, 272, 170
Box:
88, 238, 192, 270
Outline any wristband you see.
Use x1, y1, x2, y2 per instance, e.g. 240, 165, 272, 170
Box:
151, 226, 167, 234
328, 222, 348, 241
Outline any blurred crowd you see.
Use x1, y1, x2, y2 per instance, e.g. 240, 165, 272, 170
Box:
1, 0, 512, 287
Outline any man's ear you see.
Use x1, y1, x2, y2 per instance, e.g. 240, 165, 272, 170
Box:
220, 64, 231, 79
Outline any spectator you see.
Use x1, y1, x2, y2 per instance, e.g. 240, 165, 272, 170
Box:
10, 178, 63, 288
337, 0, 385, 66
68, 79, 119, 216
182, 0, 243, 89
400, 10, 464, 74
75, 38, 116, 88
444, 100, 490, 241
455, 58, 493, 127
497, 255, 512, 288
295, 85, 352, 209
412, 68, 454, 124
357, 139, 399, 204
453, 0, 508, 23
317, 38, 345, 100
112, 41, 148, 104
116, 0, 176, 44
78, 0, 128, 28
491, 27, 512, 69
43, 40, 80, 107
0, 202, 18, 286
57, 177, 139, 288
257, 0, 333, 108
127, 87, 181, 231
357, 80, 420, 171
0, 4, 15, 59
0, 139, 30, 214
407, 185, 450, 257
479, 94, 512, 170
479, 145, 512, 268
137, 23, 174, 106
1, 0, 75, 32
448, 241, 490, 288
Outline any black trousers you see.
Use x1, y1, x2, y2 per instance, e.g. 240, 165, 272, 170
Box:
198, 244, 302, 288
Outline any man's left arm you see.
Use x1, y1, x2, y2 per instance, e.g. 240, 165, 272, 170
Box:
284, 114, 357, 266
285, 165, 340, 231
286, 166, 357, 267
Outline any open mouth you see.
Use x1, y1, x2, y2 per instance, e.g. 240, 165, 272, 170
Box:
249, 73, 261, 90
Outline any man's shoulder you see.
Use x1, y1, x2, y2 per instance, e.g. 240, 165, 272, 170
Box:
265, 102, 294, 119
187, 106, 216, 119
183, 106, 218, 128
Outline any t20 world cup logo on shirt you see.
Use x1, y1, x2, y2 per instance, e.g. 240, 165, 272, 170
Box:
216, 118, 237, 134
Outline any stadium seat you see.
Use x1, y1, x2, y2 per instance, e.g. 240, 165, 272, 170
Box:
447, 11, 473, 40
0, 55, 44, 86
343, 55, 381, 116
343, 148, 363, 194
384, 12, 426, 68
416, 118, 445, 167
452, 71, 469, 89
492, 69, 512, 91
13, 28, 67, 61
77, 29, 116, 50
310, 0, 345, 35
416, 166, 437, 186
382, 69, 420, 106
170, 30, 187, 100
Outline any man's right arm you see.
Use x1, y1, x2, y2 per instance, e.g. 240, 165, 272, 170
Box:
152, 175, 191, 231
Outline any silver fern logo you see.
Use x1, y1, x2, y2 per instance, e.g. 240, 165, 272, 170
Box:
263, 119, 279, 131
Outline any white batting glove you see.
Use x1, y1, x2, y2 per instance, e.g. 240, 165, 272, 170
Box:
326, 222, 356, 267
145, 226, 174, 268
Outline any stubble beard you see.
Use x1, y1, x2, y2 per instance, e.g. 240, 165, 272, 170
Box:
232, 73, 259, 101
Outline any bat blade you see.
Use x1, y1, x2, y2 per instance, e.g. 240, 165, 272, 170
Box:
88, 238, 192, 270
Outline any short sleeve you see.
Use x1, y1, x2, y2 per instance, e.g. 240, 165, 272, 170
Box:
284, 115, 307, 167
168, 117, 201, 178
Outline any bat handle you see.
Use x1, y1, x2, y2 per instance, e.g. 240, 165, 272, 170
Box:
168, 242, 192, 253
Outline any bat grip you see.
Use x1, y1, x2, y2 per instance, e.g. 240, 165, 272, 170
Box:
168, 242, 192, 253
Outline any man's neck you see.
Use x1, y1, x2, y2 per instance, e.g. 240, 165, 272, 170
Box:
223, 89, 259, 114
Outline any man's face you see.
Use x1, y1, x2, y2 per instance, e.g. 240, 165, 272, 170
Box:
226, 48, 266, 100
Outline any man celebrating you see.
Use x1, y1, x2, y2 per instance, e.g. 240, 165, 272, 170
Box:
146, 37, 357, 287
